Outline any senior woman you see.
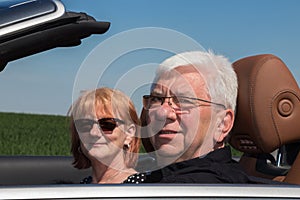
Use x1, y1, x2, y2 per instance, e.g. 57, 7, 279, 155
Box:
69, 87, 140, 184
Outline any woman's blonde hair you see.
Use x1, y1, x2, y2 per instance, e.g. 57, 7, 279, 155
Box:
69, 87, 140, 169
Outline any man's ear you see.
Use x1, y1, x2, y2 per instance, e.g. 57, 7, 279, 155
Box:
124, 124, 136, 145
216, 109, 234, 143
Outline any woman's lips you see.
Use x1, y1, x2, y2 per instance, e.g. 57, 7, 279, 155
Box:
90, 142, 106, 147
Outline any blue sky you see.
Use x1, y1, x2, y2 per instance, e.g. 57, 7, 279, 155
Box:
0, 0, 299, 116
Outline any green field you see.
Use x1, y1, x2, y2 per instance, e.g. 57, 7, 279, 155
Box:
0, 112, 71, 155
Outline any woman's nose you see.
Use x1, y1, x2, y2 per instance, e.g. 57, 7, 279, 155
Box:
90, 124, 102, 137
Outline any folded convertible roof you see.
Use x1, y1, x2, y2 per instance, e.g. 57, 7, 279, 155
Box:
0, 0, 110, 71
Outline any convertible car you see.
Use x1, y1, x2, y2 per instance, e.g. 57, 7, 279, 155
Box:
1, 0, 300, 199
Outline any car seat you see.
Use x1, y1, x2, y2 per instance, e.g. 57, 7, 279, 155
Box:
228, 54, 300, 184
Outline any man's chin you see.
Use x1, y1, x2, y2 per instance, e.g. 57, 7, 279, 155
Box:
154, 145, 184, 164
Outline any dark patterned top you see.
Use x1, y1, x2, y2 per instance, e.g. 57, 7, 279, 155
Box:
123, 172, 147, 184
80, 174, 147, 184
123, 146, 256, 184
80, 176, 92, 184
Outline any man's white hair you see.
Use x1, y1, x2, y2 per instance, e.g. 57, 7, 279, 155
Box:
153, 50, 238, 112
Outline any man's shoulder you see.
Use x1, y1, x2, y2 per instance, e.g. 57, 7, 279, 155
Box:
123, 147, 250, 184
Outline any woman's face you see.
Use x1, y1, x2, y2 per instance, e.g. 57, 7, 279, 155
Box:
76, 103, 128, 165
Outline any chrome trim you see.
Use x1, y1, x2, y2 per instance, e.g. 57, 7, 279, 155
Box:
1, 184, 300, 199
0, 0, 65, 37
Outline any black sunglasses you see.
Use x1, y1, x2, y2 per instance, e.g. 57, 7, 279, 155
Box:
74, 118, 125, 133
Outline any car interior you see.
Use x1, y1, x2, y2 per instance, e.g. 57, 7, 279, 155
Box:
228, 54, 300, 185
0, 0, 299, 187
0, 154, 156, 185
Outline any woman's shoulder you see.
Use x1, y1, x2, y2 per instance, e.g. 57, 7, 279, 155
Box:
123, 172, 148, 184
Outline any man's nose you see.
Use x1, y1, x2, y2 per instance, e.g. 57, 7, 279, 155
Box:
155, 100, 177, 121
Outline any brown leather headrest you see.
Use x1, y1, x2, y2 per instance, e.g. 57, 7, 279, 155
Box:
229, 54, 300, 154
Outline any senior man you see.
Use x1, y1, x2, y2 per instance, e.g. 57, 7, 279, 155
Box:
125, 51, 254, 183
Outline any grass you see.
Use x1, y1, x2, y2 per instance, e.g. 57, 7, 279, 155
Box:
0, 112, 71, 155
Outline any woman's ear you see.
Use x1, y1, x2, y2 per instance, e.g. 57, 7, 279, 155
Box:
216, 109, 234, 143
124, 123, 136, 145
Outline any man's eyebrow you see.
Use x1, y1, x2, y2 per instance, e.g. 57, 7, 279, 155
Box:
171, 90, 194, 97
150, 91, 163, 96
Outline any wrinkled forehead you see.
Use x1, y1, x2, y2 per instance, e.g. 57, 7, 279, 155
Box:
151, 65, 208, 97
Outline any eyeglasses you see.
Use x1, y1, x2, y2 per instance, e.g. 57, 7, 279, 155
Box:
143, 95, 226, 112
74, 118, 125, 133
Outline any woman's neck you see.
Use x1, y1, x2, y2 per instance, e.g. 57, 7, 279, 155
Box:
91, 161, 136, 184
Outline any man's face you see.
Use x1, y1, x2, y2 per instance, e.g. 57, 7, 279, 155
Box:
147, 66, 216, 164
